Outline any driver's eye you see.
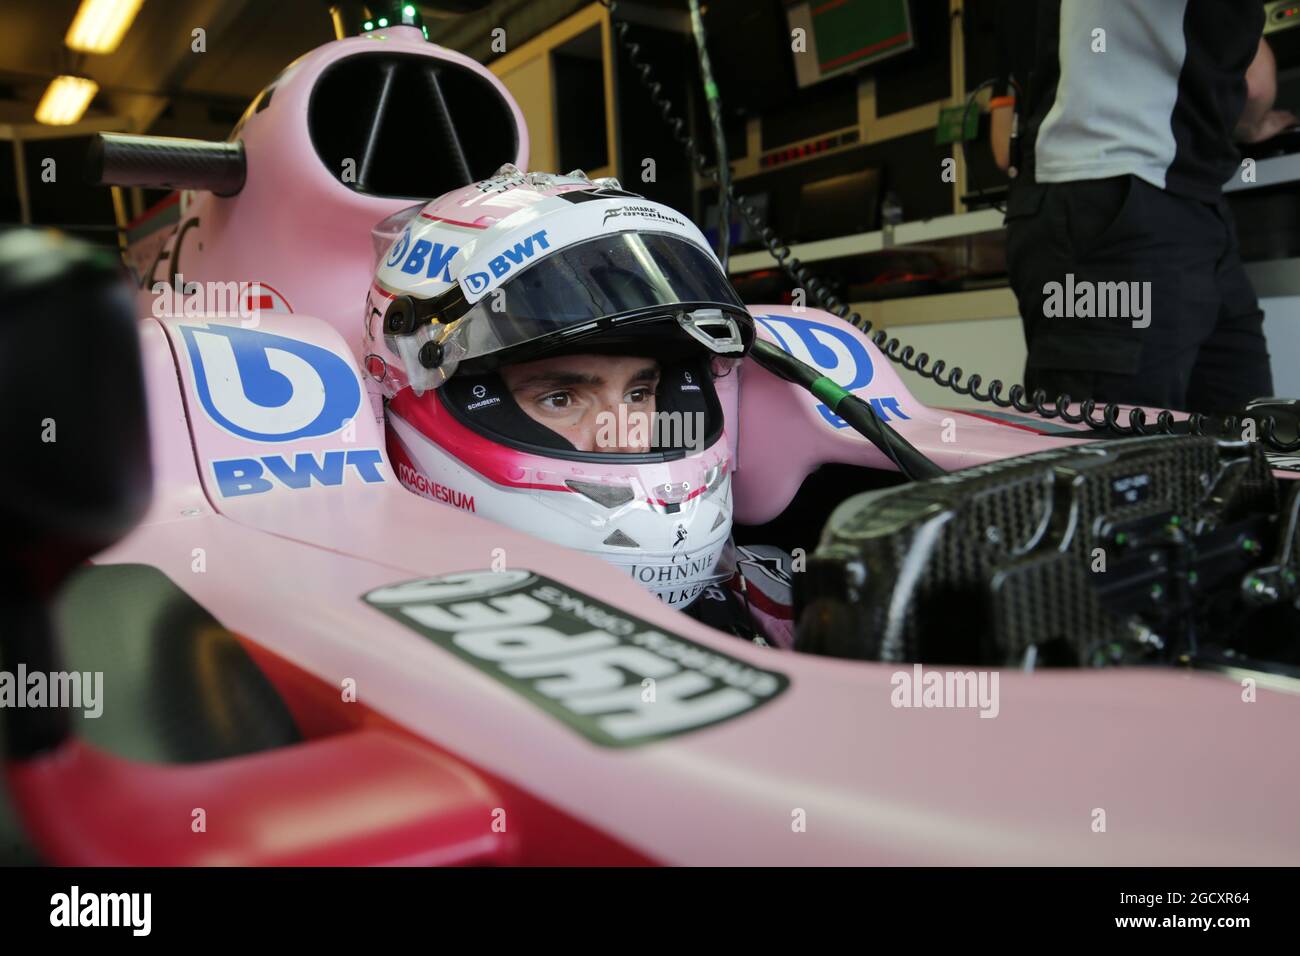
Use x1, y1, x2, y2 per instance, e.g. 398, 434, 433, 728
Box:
539, 392, 572, 410
626, 388, 651, 404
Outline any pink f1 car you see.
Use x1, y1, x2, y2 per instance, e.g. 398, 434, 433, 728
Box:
3, 22, 1299, 867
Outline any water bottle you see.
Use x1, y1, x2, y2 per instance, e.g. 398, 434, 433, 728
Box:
881, 190, 902, 247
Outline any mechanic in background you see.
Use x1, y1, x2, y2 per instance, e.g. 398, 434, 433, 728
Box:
991, 0, 1295, 415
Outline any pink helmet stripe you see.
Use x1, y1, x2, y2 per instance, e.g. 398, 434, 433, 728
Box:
418, 212, 490, 229
390, 390, 573, 493
388, 389, 726, 498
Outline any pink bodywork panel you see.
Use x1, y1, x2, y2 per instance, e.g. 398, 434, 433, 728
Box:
734, 308, 1089, 523
96, 311, 1300, 865
141, 26, 529, 349
108, 25, 1298, 864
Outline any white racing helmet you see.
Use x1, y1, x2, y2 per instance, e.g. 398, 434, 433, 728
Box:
363, 166, 753, 608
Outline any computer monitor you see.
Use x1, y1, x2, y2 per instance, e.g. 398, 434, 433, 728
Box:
786, 0, 916, 88
797, 168, 881, 242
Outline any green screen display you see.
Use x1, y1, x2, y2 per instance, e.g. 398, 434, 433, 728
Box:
809, 0, 914, 74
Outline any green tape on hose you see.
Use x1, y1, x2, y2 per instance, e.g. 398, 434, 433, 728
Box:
810, 376, 851, 410
704, 79, 719, 101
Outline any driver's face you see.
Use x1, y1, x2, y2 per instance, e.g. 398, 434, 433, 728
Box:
501, 353, 660, 452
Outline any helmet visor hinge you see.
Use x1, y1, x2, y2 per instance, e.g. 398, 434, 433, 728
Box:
383, 285, 469, 336
678, 308, 746, 354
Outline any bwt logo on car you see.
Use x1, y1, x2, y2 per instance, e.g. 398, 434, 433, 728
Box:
213, 449, 385, 498
464, 229, 550, 295
180, 324, 387, 497
754, 314, 910, 426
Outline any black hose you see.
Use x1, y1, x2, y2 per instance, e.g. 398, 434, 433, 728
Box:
687, 0, 731, 270
426, 65, 473, 187
749, 340, 944, 481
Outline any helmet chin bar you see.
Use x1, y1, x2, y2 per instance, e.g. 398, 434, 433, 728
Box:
678, 308, 747, 355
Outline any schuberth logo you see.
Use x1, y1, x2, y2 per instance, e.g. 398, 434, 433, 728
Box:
363, 570, 787, 746
465, 377, 500, 411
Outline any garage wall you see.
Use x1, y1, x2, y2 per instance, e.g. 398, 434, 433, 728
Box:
888, 298, 1300, 412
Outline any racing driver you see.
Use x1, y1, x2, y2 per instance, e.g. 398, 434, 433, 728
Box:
362, 166, 793, 647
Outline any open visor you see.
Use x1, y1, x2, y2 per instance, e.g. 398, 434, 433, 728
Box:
389, 231, 753, 392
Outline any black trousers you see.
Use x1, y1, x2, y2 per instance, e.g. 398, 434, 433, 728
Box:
1005, 175, 1273, 415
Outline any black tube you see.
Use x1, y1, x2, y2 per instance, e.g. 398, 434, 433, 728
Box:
426, 65, 473, 187
749, 339, 944, 481
359, 63, 398, 191
688, 0, 730, 270
87, 132, 247, 197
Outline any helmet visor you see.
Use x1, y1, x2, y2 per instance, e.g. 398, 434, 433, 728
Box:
452, 231, 749, 367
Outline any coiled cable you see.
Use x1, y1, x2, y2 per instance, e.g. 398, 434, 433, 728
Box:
600, 0, 1299, 454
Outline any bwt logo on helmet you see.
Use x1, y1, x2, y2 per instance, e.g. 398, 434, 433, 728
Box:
754, 314, 910, 427
398, 238, 459, 282
180, 324, 362, 442
464, 229, 550, 295
385, 227, 412, 269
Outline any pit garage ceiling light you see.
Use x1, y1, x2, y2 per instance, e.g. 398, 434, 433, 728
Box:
65, 0, 146, 54
35, 76, 100, 126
